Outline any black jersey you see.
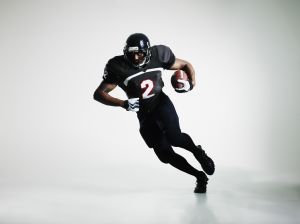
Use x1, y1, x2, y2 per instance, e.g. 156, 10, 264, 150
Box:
103, 45, 175, 112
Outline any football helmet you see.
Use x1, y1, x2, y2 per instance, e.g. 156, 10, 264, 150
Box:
123, 33, 151, 68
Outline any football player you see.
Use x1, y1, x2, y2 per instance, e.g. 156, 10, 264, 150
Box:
93, 33, 215, 193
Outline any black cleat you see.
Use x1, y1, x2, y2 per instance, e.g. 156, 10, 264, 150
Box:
194, 171, 208, 193
194, 145, 215, 175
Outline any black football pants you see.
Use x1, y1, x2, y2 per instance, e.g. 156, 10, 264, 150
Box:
138, 92, 202, 178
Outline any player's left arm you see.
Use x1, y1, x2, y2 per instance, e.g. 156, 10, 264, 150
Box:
170, 58, 196, 87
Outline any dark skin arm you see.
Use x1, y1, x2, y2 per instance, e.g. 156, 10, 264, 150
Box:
93, 82, 126, 108
170, 58, 196, 87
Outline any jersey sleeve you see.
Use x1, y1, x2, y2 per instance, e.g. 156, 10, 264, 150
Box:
102, 60, 119, 84
156, 45, 176, 69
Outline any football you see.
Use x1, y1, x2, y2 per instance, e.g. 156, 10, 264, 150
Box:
171, 70, 189, 89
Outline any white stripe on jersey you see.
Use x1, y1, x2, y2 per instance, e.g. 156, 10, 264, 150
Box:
123, 68, 164, 86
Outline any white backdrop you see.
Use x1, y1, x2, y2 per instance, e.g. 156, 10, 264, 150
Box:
0, 0, 300, 188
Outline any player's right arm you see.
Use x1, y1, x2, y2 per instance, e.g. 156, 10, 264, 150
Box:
94, 59, 140, 112
93, 81, 125, 108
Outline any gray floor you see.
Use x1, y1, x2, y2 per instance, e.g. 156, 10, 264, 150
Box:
0, 167, 300, 224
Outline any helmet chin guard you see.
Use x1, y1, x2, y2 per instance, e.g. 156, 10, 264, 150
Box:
123, 33, 151, 68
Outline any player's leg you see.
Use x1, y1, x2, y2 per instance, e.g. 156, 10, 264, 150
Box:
153, 134, 208, 193
164, 123, 215, 176
153, 135, 203, 177
157, 93, 215, 175
138, 115, 208, 193
155, 93, 197, 151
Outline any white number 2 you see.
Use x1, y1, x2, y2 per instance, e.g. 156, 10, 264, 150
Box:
141, 79, 154, 99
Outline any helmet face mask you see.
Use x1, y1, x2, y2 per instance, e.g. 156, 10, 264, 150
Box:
124, 33, 151, 68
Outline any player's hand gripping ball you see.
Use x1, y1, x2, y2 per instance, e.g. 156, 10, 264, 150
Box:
171, 70, 193, 93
